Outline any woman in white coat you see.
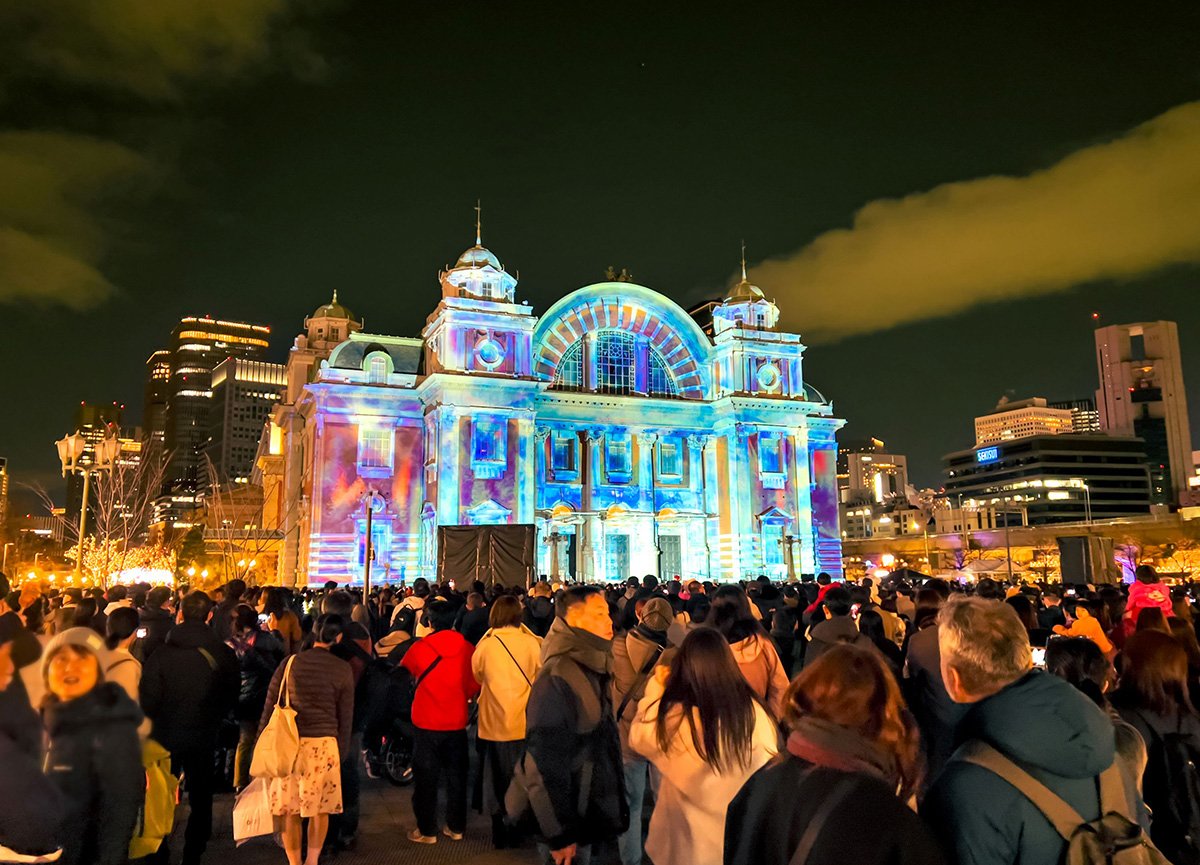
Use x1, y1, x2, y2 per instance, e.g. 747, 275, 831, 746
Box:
629, 626, 779, 865
470, 595, 542, 846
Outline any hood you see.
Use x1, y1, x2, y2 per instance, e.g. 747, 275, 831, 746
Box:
730, 634, 770, 662
165, 620, 221, 650
423, 628, 473, 659
960, 670, 1115, 779
44, 682, 144, 736
541, 615, 612, 675
483, 623, 540, 641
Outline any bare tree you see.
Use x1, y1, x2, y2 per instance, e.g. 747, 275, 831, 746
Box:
202, 453, 297, 585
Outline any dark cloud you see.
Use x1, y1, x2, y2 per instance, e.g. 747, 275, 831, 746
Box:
752, 101, 1200, 343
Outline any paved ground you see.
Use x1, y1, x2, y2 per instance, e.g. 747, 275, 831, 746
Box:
174, 774, 624, 865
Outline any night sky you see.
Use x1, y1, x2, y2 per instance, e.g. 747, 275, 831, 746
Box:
3, 2, 1200, 509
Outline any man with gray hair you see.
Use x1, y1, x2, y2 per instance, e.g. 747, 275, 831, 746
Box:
921, 594, 1144, 865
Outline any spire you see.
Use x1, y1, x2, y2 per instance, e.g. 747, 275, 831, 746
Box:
332, 288, 338, 304
474, 199, 482, 247
740, 239, 747, 282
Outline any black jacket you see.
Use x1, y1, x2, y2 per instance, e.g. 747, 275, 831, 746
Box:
136, 605, 173, 662
725, 757, 945, 865
457, 606, 491, 645
508, 617, 627, 850
902, 624, 968, 784
804, 615, 872, 668
141, 620, 240, 753
522, 596, 554, 638
0, 684, 61, 859
43, 684, 144, 865
231, 630, 284, 722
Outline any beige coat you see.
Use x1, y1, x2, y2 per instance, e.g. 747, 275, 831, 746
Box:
629, 674, 778, 865
471, 624, 542, 742
729, 634, 790, 720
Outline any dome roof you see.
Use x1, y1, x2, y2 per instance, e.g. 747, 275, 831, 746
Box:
311, 290, 357, 322
455, 244, 503, 271
725, 277, 765, 302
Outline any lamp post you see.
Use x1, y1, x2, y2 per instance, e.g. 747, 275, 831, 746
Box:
1082, 482, 1092, 526
56, 430, 120, 587
362, 489, 384, 606
2, 542, 12, 573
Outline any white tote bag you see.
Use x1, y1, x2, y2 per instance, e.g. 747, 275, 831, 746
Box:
249, 655, 300, 779
233, 777, 273, 845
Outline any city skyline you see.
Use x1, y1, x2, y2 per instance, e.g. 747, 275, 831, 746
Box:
3, 3, 1200, 508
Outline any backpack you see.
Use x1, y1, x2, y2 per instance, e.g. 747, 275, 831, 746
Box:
129, 738, 179, 859
958, 740, 1170, 865
1135, 712, 1200, 865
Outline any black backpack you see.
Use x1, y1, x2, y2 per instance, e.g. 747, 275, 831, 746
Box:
1137, 712, 1200, 865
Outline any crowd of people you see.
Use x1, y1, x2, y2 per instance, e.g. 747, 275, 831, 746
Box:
0, 563, 1198, 865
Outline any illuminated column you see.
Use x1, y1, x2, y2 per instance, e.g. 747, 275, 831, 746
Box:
635, 432, 658, 575
580, 429, 604, 580
280, 411, 304, 587
687, 433, 709, 578
790, 425, 816, 575
702, 433, 721, 579
633, 336, 650, 396
530, 425, 549, 546
435, 406, 461, 525
583, 331, 599, 391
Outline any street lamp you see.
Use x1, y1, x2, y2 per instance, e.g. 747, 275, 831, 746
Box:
56, 430, 120, 586
2, 542, 13, 573
362, 489, 385, 605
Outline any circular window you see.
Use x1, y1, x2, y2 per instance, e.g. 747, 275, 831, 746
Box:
475, 338, 505, 369
756, 362, 781, 392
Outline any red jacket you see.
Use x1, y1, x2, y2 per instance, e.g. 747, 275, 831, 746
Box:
804, 582, 843, 617
401, 628, 480, 731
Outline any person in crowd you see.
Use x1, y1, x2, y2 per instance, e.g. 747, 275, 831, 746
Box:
630, 627, 778, 865
104, 605, 152, 739
1168, 616, 1200, 706
669, 592, 710, 647
858, 607, 904, 676
259, 614, 354, 865
227, 604, 283, 791
1044, 636, 1147, 790
212, 579, 246, 644
402, 598, 480, 845
706, 586, 789, 719
726, 643, 939, 865
141, 591, 240, 865
523, 582, 555, 638
1005, 593, 1051, 647
0, 623, 63, 864
1123, 565, 1174, 638
260, 587, 303, 656
1037, 585, 1067, 631
138, 585, 174, 661
508, 586, 625, 865
611, 596, 677, 865
0, 584, 42, 706
1136, 607, 1172, 635
922, 595, 1143, 865
804, 585, 872, 668
457, 592, 491, 645
901, 579, 965, 786
41, 628, 144, 865
391, 578, 431, 635
768, 586, 801, 676
472, 595, 543, 846
1112, 630, 1200, 863
1052, 597, 1116, 658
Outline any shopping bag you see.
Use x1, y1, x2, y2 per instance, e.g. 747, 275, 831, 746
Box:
250, 656, 300, 779
233, 778, 273, 846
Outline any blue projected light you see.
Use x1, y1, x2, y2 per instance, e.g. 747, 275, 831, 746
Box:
976, 446, 1000, 464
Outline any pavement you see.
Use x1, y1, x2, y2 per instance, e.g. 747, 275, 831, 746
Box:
175, 773, 624, 865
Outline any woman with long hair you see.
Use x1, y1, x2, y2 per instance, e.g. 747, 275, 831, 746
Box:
858, 608, 903, 676
1112, 630, 1200, 864
262, 586, 303, 655
629, 627, 778, 865
725, 643, 942, 865
706, 585, 788, 718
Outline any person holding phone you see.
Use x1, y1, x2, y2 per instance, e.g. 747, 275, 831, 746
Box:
104, 607, 151, 738
227, 604, 284, 790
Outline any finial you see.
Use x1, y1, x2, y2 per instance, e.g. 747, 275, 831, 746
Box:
740, 240, 747, 282
475, 199, 482, 247
332, 288, 338, 304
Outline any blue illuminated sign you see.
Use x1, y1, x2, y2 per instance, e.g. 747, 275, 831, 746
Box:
976, 446, 1000, 464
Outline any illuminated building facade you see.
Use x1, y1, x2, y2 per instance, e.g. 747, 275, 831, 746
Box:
142, 350, 171, 449
208, 358, 285, 484
268, 233, 844, 586
975, 397, 1075, 446
1095, 321, 1194, 506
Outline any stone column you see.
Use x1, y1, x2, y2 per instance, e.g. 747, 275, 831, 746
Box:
636, 431, 658, 575
790, 425, 816, 575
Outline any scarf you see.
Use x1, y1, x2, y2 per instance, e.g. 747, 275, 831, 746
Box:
786, 715, 898, 786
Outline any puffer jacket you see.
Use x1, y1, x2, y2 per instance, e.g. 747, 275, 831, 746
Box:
0, 685, 61, 861
921, 670, 1143, 865
611, 626, 676, 761
229, 629, 284, 722
729, 634, 789, 720
141, 621, 240, 754
43, 683, 144, 865
507, 616, 627, 850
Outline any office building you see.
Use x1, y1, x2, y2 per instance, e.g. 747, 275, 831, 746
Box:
142, 350, 171, 448
975, 397, 1074, 446
1049, 397, 1101, 434
1095, 321, 1194, 506
158, 316, 271, 526
837, 437, 908, 505
944, 434, 1153, 525
208, 358, 286, 485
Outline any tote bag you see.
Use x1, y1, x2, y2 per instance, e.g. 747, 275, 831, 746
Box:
250, 655, 300, 779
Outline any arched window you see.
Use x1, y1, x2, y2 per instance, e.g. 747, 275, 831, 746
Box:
367, 354, 389, 384
552, 330, 678, 397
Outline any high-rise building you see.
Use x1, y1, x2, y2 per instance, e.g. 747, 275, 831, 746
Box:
974, 397, 1075, 446
944, 434, 1153, 524
1049, 397, 1101, 433
159, 316, 271, 526
836, 438, 909, 504
63, 402, 143, 530
208, 358, 286, 485
1095, 321, 1194, 506
142, 350, 171, 448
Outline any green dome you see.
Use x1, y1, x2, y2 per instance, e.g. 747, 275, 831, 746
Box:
312, 290, 357, 321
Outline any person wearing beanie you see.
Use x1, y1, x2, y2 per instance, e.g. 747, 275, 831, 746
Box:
41, 628, 143, 865
610, 595, 678, 865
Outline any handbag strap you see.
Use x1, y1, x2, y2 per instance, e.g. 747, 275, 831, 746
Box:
957, 740, 1085, 839
616, 643, 664, 721
494, 635, 533, 688
277, 655, 297, 710
414, 651, 443, 690
789, 773, 857, 865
